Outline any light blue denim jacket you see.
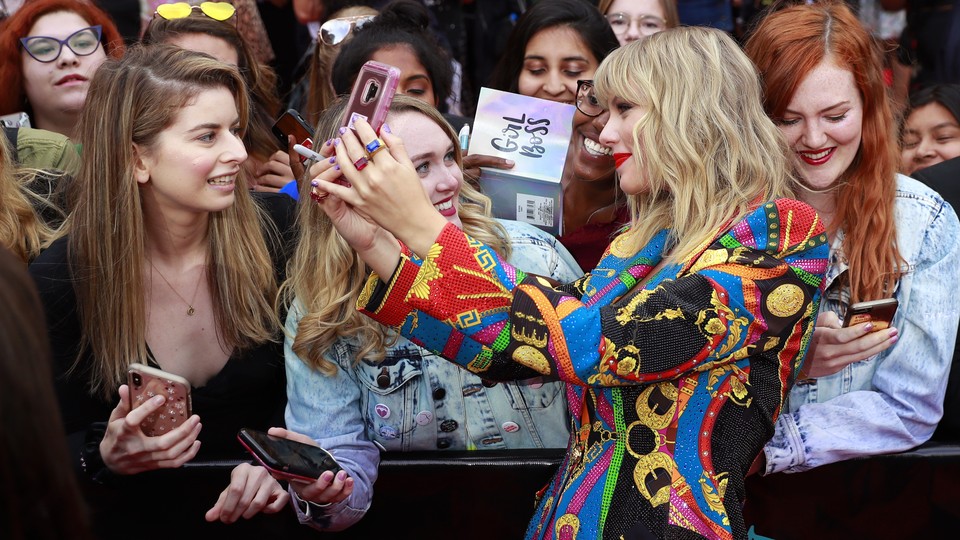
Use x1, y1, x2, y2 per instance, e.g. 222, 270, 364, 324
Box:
285, 219, 583, 530
764, 175, 960, 474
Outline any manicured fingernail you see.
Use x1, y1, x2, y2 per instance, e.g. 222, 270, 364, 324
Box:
339, 127, 348, 135
324, 138, 332, 146
504, 159, 515, 167
329, 156, 336, 163
333, 138, 340, 146
336, 470, 347, 481
382, 123, 391, 134
311, 180, 320, 187
334, 165, 340, 171
152, 395, 165, 404
864, 323, 873, 332
889, 328, 899, 337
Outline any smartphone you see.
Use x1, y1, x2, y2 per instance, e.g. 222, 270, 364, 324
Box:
127, 363, 192, 437
237, 428, 342, 484
340, 60, 401, 134
272, 108, 314, 150
843, 298, 899, 330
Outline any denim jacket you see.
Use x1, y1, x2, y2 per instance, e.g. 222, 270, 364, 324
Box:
764, 175, 960, 474
285, 219, 583, 530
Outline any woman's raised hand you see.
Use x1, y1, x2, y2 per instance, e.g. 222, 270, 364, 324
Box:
99, 384, 202, 475
314, 119, 449, 260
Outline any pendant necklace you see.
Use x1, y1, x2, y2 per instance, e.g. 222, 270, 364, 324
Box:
149, 259, 203, 316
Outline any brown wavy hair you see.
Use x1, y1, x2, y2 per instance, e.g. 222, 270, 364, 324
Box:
745, 1, 905, 303
0, 0, 125, 118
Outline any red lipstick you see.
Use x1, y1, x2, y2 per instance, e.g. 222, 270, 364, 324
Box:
614, 153, 632, 168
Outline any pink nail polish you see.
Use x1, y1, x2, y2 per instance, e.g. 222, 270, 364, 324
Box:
864, 323, 874, 332
382, 123, 391, 134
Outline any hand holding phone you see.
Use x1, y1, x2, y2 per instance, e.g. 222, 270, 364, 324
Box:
238, 428, 342, 484
127, 363, 192, 437
340, 61, 400, 134
843, 298, 899, 330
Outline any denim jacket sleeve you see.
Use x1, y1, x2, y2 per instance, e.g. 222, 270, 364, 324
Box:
284, 301, 380, 531
764, 178, 960, 474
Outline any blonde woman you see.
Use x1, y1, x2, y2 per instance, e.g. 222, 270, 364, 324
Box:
29, 45, 295, 531
0, 133, 52, 263
314, 28, 828, 539
268, 95, 581, 531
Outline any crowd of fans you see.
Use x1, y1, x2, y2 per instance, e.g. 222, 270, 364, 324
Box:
2, 1, 959, 539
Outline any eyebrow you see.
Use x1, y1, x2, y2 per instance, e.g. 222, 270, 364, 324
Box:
784, 101, 851, 115
523, 54, 590, 63
186, 118, 241, 132
409, 144, 454, 163
405, 74, 431, 83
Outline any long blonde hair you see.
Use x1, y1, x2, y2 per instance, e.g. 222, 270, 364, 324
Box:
0, 134, 52, 263
594, 27, 797, 262
66, 44, 280, 398
283, 95, 509, 374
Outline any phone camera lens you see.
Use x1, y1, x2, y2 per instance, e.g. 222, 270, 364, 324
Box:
132, 373, 142, 386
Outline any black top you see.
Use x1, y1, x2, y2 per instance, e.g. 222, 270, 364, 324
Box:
30, 193, 296, 471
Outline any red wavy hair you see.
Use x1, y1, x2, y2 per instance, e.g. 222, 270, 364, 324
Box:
0, 0, 125, 117
745, 1, 904, 303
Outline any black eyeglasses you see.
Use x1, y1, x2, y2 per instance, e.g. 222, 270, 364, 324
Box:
20, 25, 102, 63
576, 80, 603, 117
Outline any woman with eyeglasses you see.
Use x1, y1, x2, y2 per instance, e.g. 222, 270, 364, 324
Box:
0, 0, 124, 140
141, 2, 293, 193
311, 26, 828, 540
487, 0, 622, 271
598, 0, 679, 47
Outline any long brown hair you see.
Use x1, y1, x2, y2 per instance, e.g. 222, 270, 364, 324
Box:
745, 1, 905, 302
282, 95, 510, 374
66, 44, 279, 397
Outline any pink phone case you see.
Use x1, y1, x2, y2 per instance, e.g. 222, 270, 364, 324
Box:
340, 61, 401, 134
128, 363, 192, 437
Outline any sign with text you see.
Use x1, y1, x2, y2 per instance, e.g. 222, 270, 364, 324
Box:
468, 87, 575, 235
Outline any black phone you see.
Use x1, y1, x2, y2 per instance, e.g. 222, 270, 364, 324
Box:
843, 298, 899, 330
237, 428, 342, 483
272, 108, 314, 149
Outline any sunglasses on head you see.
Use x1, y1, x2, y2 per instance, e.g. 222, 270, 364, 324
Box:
20, 25, 102, 63
154, 2, 236, 21
319, 15, 376, 46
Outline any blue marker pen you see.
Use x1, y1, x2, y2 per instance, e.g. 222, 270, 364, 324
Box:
458, 123, 470, 153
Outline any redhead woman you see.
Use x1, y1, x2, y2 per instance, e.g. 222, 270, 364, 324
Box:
0, 0, 124, 139
746, 1, 960, 475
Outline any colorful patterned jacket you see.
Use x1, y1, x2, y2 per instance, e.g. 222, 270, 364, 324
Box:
358, 199, 828, 539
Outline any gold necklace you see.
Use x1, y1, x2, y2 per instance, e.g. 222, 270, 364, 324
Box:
149, 259, 204, 316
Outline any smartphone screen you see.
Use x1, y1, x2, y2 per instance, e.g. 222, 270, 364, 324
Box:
238, 428, 342, 482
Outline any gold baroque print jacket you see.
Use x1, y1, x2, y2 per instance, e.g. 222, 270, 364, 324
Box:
358, 199, 828, 540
